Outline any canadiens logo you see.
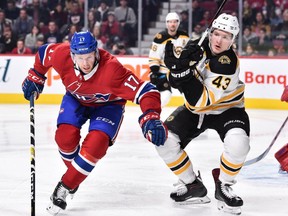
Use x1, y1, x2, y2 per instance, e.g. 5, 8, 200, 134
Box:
218, 55, 231, 64
69, 91, 111, 103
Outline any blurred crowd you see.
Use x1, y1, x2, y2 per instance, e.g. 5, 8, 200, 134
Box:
1, 0, 288, 56
180, 0, 288, 56
0, 0, 162, 55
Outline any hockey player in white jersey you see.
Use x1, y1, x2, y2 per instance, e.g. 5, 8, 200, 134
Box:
148, 12, 190, 107
153, 13, 250, 215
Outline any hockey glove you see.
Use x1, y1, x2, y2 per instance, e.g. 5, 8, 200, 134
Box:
281, 85, 288, 102
139, 110, 168, 146
22, 69, 46, 100
164, 40, 203, 83
150, 71, 170, 92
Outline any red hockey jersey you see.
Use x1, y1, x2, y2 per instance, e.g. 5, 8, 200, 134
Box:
33, 43, 161, 113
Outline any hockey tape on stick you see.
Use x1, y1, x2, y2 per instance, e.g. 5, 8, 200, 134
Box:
244, 116, 288, 166
30, 92, 36, 216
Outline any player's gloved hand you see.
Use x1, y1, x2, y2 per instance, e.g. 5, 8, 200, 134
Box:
281, 85, 288, 102
150, 71, 170, 92
139, 110, 168, 146
164, 40, 203, 83
150, 71, 166, 86
22, 69, 46, 100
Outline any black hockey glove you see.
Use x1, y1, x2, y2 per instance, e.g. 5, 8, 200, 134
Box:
164, 40, 203, 83
150, 71, 170, 92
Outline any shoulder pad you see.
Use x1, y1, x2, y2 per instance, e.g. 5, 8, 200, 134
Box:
209, 50, 238, 75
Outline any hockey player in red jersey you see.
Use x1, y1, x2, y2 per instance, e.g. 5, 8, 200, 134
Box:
22, 31, 167, 215
281, 85, 288, 102
156, 13, 250, 215
276, 85, 288, 173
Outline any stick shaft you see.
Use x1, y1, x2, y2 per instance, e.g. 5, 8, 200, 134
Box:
244, 116, 288, 166
30, 95, 35, 216
198, 0, 228, 46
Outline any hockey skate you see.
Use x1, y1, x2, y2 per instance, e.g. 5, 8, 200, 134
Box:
212, 168, 243, 215
170, 171, 211, 204
46, 181, 77, 215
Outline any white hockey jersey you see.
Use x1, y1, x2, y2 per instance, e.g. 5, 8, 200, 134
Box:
149, 29, 190, 74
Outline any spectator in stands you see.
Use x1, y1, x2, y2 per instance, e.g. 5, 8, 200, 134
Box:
92, 23, 104, 49
34, 35, 44, 52
44, 21, 62, 44
24, 25, 44, 53
242, 26, 259, 47
67, 1, 84, 31
87, 9, 99, 32
11, 38, 33, 54
242, 43, 258, 56
267, 48, 277, 56
13, 8, 34, 39
179, 10, 189, 33
95, 0, 109, 23
199, 10, 212, 31
43, 0, 61, 11
65, 23, 78, 41
26, 0, 51, 26
4, 0, 20, 22
50, 3, 68, 30
243, 0, 254, 26
111, 42, 133, 55
251, 11, 271, 38
272, 38, 287, 55
114, 0, 137, 46
269, 6, 283, 33
256, 27, 272, 55
191, 0, 204, 28
0, 24, 17, 53
191, 23, 203, 41
274, 9, 288, 43
0, 9, 13, 37
100, 11, 122, 51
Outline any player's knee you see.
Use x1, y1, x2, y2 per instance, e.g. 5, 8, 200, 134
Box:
55, 124, 81, 151
81, 130, 109, 160
156, 132, 181, 159
224, 128, 250, 158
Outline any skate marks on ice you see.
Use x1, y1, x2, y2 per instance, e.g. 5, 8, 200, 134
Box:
0, 105, 288, 215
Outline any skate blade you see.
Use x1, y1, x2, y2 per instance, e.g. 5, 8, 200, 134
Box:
174, 196, 211, 205
46, 201, 62, 216
217, 200, 242, 215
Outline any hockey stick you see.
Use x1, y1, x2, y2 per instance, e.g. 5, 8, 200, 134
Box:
244, 116, 288, 166
30, 93, 36, 216
198, 0, 228, 46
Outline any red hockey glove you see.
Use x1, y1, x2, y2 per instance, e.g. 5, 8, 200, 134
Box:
22, 69, 46, 100
139, 110, 168, 146
281, 85, 288, 102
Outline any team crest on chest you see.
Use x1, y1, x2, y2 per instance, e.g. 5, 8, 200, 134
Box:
69, 91, 111, 103
218, 55, 231, 64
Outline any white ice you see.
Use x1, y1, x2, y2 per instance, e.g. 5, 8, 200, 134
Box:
0, 104, 287, 216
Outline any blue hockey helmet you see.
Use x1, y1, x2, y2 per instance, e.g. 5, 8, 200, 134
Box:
70, 31, 98, 54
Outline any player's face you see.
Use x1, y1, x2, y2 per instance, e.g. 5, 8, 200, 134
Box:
209, 29, 233, 54
166, 20, 178, 35
74, 52, 96, 74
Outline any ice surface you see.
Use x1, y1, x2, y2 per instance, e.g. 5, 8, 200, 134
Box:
0, 105, 287, 216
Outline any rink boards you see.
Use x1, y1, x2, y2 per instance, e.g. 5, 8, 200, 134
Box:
0, 55, 287, 110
